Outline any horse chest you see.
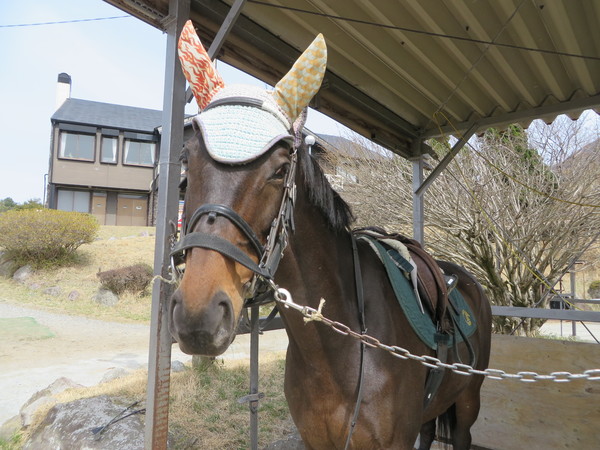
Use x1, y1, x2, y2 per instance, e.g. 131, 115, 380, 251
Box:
284, 357, 424, 449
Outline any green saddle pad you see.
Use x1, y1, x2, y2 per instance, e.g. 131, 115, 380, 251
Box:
359, 235, 477, 350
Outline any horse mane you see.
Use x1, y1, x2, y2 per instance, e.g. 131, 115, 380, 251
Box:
298, 145, 355, 233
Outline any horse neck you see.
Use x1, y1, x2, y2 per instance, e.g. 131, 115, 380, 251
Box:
275, 185, 358, 343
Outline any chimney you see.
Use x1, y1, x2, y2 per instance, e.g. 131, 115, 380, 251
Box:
55, 73, 71, 109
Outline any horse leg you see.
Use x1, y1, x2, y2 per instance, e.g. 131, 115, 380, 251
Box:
449, 377, 484, 449
416, 419, 436, 450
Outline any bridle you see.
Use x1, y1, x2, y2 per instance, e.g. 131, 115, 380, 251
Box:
170, 141, 298, 307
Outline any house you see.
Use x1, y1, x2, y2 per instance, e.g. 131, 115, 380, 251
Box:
46, 73, 376, 226
47, 73, 187, 226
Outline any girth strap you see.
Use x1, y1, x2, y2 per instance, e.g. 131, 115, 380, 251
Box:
344, 233, 367, 450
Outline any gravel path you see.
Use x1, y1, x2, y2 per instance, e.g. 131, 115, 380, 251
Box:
0, 300, 288, 425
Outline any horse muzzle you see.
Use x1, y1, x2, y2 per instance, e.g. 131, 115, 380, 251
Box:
169, 289, 237, 356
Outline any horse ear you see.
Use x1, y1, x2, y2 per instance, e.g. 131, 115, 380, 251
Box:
178, 20, 225, 110
273, 34, 327, 123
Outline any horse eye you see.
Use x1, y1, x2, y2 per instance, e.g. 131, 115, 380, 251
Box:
271, 164, 289, 180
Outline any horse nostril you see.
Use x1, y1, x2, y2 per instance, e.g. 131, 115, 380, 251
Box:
219, 299, 233, 324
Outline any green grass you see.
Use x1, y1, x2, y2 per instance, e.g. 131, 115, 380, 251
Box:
0, 431, 22, 450
0, 317, 55, 341
167, 358, 292, 449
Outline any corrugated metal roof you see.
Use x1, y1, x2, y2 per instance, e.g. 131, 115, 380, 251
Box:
52, 98, 163, 133
105, 0, 600, 159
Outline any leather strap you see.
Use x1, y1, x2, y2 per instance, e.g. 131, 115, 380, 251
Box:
170, 232, 270, 278
423, 333, 449, 409
344, 233, 367, 450
185, 203, 264, 258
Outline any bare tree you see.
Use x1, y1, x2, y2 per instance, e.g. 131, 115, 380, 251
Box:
323, 117, 600, 335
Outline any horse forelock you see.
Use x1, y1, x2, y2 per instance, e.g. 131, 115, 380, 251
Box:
298, 146, 354, 233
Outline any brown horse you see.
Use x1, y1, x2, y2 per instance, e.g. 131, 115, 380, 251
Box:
170, 21, 492, 449
169, 127, 492, 449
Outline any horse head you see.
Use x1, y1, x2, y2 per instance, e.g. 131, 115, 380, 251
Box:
169, 21, 326, 356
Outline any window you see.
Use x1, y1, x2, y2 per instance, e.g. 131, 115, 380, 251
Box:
56, 190, 90, 213
59, 132, 95, 161
100, 136, 118, 163
124, 139, 155, 166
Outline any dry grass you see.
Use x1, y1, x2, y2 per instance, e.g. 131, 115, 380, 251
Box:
0, 226, 156, 323
19, 356, 292, 449
1, 225, 295, 448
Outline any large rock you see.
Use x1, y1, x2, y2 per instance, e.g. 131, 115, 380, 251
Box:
12, 265, 33, 283
92, 288, 119, 306
24, 395, 144, 450
20, 377, 83, 427
0, 251, 15, 278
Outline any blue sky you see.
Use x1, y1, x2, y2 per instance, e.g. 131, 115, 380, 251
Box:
0, 0, 343, 203
1, 1, 597, 203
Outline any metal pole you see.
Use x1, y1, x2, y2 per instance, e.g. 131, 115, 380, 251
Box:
571, 269, 577, 337
145, 0, 189, 448
415, 123, 478, 196
412, 155, 425, 245
249, 305, 260, 450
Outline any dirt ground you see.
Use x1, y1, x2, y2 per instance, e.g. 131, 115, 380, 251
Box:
1, 297, 597, 430
0, 300, 288, 425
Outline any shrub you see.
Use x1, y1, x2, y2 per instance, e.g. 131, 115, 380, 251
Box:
97, 263, 154, 295
0, 209, 99, 267
589, 280, 600, 299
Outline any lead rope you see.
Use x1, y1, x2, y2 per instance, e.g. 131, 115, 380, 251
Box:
344, 233, 367, 449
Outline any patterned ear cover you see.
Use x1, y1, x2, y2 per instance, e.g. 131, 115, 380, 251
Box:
177, 23, 327, 163
178, 20, 225, 109
273, 34, 327, 123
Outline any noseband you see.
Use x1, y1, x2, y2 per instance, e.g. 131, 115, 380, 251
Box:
170, 146, 298, 306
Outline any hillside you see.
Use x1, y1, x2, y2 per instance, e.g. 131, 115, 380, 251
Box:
0, 226, 156, 323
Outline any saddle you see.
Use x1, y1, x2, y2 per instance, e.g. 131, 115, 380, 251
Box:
354, 227, 450, 331
353, 227, 477, 408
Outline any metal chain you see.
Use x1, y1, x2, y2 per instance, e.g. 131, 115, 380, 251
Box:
272, 286, 600, 383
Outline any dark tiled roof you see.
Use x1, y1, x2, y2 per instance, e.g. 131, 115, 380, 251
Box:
51, 98, 163, 133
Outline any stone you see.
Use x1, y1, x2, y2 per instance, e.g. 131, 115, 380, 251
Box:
20, 378, 83, 428
67, 290, 81, 301
171, 360, 186, 373
24, 396, 144, 450
43, 286, 61, 297
13, 265, 33, 283
100, 368, 130, 384
92, 289, 119, 307
0, 251, 16, 278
